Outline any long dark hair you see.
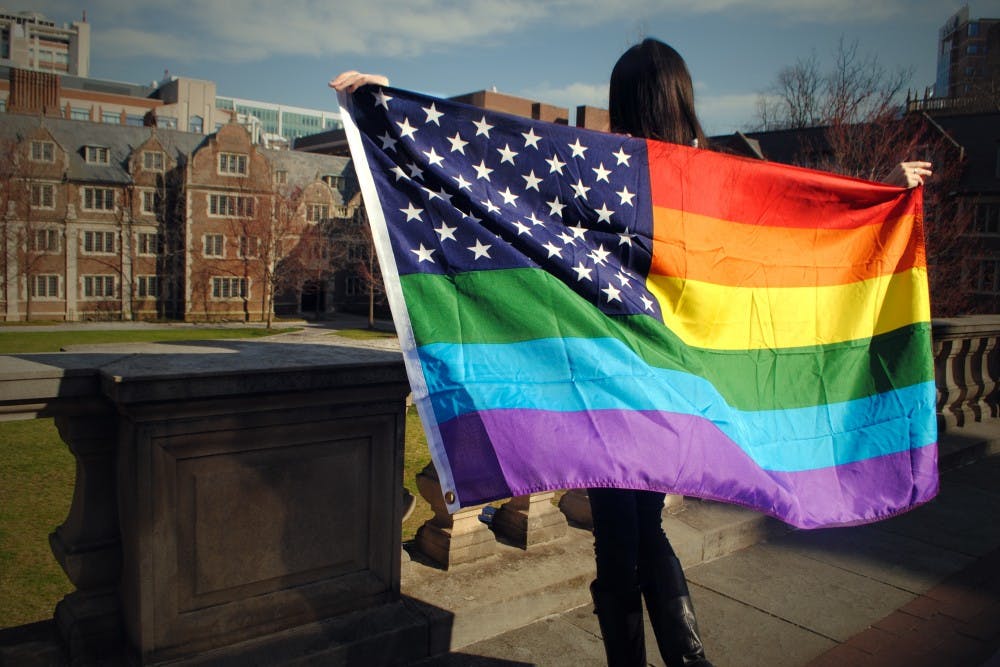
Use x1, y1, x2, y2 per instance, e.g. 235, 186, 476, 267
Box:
609, 38, 707, 148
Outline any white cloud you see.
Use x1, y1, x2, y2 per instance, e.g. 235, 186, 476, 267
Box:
695, 92, 762, 135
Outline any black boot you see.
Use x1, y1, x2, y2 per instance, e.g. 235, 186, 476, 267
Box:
590, 580, 647, 667
641, 557, 714, 667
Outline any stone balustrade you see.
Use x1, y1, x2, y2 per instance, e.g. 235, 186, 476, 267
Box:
2, 315, 999, 663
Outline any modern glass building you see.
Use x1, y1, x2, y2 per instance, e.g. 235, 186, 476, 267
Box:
215, 96, 342, 143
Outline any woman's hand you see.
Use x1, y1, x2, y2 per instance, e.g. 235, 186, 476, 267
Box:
329, 71, 389, 93
883, 161, 933, 188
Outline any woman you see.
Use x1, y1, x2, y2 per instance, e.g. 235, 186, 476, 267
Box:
331, 39, 930, 667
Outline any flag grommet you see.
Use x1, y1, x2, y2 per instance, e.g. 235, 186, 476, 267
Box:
444, 491, 455, 504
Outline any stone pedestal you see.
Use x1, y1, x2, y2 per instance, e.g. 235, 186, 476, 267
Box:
492, 492, 568, 548
413, 463, 497, 568
558, 488, 593, 528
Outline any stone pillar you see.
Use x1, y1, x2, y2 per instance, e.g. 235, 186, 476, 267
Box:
558, 488, 592, 529
413, 463, 497, 568
934, 317, 1000, 428
492, 492, 568, 548
50, 410, 124, 662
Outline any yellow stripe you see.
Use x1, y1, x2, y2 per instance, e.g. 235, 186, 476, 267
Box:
646, 267, 931, 350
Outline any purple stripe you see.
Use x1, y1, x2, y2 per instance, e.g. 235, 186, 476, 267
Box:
438, 409, 938, 529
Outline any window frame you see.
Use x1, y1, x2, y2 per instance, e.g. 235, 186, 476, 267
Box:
82, 230, 116, 254
211, 276, 249, 300
82, 274, 116, 299
30, 140, 55, 163
30, 183, 56, 209
218, 152, 248, 176
142, 150, 165, 172
203, 234, 225, 258
29, 228, 60, 253
136, 275, 159, 298
85, 146, 111, 165
82, 187, 115, 212
31, 274, 60, 299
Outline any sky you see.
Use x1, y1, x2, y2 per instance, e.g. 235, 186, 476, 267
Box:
10, 0, 999, 135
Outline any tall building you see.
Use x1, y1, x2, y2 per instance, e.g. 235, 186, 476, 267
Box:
0, 9, 90, 77
216, 95, 343, 145
935, 6, 1000, 99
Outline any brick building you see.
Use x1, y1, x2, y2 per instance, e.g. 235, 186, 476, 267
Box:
0, 112, 367, 322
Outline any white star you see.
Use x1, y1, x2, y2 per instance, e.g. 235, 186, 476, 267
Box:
640, 295, 654, 311
603, 283, 622, 303
453, 173, 472, 190
568, 139, 588, 158
571, 179, 591, 199
542, 241, 563, 258
592, 162, 611, 182
411, 243, 435, 263
546, 153, 566, 174
396, 117, 418, 140
522, 170, 543, 191
557, 231, 575, 245
423, 186, 452, 203
589, 244, 611, 265
498, 187, 519, 206
378, 132, 397, 151
373, 88, 392, 109
613, 147, 631, 166
615, 271, 632, 287
473, 160, 493, 181
481, 198, 500, 215
522, 127, 542, 149
423, 102, 444, 125
547, 197, 566, 217
572, 263, 593, 282
423, 147, 444, 167
447, 133, 468, 154
400, 203, 423, 222
595, 203, 614, 223
617, 186, 636, 206
618, 232, 634, 246
468, 239, 492, 259
526, 212, 545, 227
390, 165, 408, 181
568, 224, 588, 240
512, 220, 532, 235
497, 144, 518, 165
406, 162, 424, 179
473, 116, 494, 137
435, 223, 457, 241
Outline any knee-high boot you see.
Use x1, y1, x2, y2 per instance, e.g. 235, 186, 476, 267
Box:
590, 580, 647, 667
641, 557, 714, 667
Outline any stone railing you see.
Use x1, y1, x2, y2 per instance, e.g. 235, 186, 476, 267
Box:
2, 315, 998, 663
0, 339, 438, 665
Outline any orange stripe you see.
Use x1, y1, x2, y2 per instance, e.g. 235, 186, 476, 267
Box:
651, 207, 926, 287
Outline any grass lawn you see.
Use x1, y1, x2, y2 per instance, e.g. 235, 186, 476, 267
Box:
331, 328, 396, 341
0, 327, 434, 630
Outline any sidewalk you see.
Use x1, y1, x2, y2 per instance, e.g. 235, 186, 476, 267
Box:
407, 422, 1000, 667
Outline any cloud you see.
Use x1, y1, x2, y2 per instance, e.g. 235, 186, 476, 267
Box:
695, 92, 762, 134
13, 0, 941, 66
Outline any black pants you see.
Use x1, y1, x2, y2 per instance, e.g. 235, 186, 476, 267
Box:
587, 487, 688, 598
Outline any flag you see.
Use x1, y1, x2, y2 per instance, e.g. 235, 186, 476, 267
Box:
338, 85, 938, 529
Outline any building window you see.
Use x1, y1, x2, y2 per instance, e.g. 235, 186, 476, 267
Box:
157, 116, 178, 129
322, 174, 343, 189
204, 234, 224, 257
143, 151, 164, 172
275, 170, 287, 184
975, 259, 1000, 294
333, 205, 350, 218
31, 274, 60, 299
208, 194, 254, 217
346, 275, 361, 297
141, 190, 161, 214
137, 275, 159, 298
348, 244, 369, 262
306, 204, 329, 222
83, 230, 116, 254
212, 277, 248, 299
83, 275, 116, 298
126, 114, 145, 127
218, 152, 248, 175
29, 229, 60, 252
137, 232, 162, 255
82, 187, 115, 211
102, 111, 120, 124
30, 140, 55, 163
968, 44, 980, 55
70, 108, 90, 121
30, 183, 55, 209
239, 236, 260, 258
85, 146, 110, 164
190, 115, 204, 134
974, 203, 1000, 235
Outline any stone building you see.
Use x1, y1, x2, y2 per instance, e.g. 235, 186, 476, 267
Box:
0, 112, 367, 322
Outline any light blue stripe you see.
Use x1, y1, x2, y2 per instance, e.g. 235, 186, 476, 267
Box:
417, 337, 937, 472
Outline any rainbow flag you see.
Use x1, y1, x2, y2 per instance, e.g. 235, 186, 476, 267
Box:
339, 86, 937, 529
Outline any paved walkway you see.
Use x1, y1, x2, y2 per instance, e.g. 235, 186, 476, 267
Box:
411, 433, 1000, 667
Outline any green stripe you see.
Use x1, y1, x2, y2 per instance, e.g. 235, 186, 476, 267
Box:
401, 268, 933, 412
